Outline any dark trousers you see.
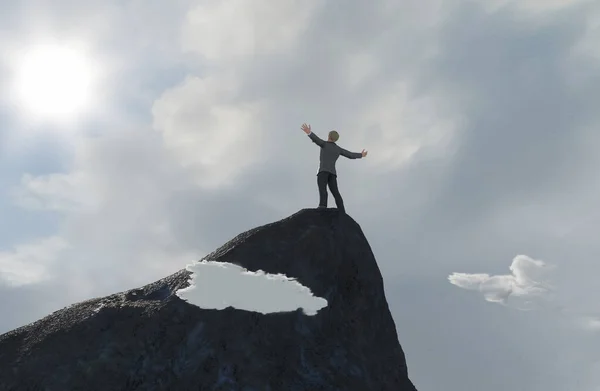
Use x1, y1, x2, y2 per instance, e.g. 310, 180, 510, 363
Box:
317, 171, 345, 213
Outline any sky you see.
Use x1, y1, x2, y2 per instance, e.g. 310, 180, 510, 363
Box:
1, 0, 600, 389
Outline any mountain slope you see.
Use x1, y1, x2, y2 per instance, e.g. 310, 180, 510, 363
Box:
0, 208, 418, 390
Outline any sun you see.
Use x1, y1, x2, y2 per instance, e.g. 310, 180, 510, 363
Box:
12, 43, 96, 122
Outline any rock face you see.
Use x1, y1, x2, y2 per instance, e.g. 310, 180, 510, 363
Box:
0, 209, 418, 391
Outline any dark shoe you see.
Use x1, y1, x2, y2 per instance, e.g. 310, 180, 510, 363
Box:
317, 205, 327, 209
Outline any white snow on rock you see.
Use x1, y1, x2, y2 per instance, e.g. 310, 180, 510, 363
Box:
175, 260, 328, 316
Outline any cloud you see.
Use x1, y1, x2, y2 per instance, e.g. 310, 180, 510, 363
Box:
449, 255, 600, 336
578, 316, 600, 332
353, 81, 458, 170
11, 172, 100, 212
149, 0, 334, 189
483, 0, 585, 14
0, 236, 69, 287
151, 75, 268, 188
176, 260, 328, 315
448, 255, 554, 307
181, 0, 319, 61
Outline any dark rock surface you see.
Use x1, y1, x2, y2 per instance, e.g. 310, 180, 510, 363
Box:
0, 208, 418, 391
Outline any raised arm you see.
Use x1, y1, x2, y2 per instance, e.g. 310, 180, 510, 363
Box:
301, 123, 325, 147
308, 132, 326, 147
340, 147, 368, 159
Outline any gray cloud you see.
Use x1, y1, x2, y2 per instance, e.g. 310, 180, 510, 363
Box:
0, 236, 69, 287
417, 2, 600, 222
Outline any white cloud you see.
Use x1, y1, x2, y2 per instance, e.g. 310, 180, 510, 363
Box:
151, 75, 268, 188
573, 315, 600, 332
176, 260, 328, 315
181, 0, 319, 60
151, 0, 323, 189
573, 4, 600, 62
449, 255, 600, 338
354, 81, 458, 170
448, 255, 554, 306
0, 237, 69, 287
483, 0, 585, 13
12, 171, 100, 212
7, 128, 207, 300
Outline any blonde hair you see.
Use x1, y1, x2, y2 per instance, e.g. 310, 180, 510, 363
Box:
328, 130, 339, 142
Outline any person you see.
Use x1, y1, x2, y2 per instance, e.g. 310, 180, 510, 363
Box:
301, 123, 368, 213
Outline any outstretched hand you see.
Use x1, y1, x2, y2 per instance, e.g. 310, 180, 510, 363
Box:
301, 123, 311, 134
362, 149, 368, 157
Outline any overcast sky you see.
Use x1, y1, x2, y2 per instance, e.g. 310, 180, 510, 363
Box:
1, 0, 600, 389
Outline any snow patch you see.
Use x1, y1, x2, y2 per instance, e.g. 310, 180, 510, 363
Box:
176, 260, 328, 315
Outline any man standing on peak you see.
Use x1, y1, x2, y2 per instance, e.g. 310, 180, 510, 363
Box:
301, 123, 368, 214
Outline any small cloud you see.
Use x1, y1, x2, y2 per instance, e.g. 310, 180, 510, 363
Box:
450, 256, 600, 333
576, 316, 600, 332
448, 255, 554, 307
483, 0, 578, 14
12, 172, 100, 212
176, 260, 328, 316
0, 236, 69, 287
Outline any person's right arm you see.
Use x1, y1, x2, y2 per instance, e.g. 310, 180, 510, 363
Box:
340, 148, 368, 159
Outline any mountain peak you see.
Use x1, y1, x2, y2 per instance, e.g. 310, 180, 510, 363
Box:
0, 208, 418, 390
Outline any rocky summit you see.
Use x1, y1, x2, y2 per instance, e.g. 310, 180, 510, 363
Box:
0, 208, 418, 391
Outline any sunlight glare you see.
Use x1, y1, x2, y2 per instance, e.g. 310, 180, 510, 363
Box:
13, 43, 96, 122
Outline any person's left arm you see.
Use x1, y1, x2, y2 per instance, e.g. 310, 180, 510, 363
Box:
301, 123, 325, 147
